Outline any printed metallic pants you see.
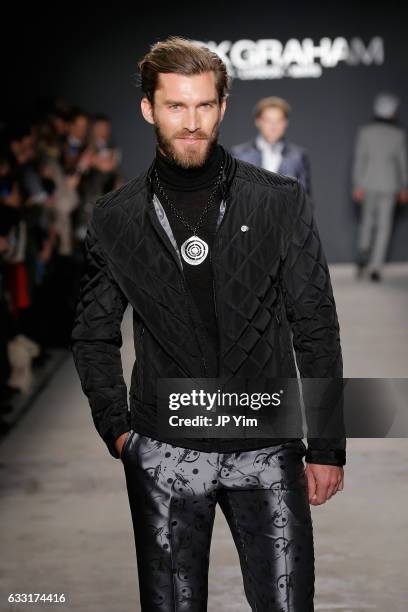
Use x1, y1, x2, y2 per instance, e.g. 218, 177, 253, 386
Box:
122, 433, 314, 611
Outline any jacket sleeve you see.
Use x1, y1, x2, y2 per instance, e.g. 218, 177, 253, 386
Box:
70, 218, 130, 459
280, 180, 346, 466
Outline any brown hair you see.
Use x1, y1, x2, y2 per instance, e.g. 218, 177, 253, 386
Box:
254, 96, 291, 119
138, 36, 230, 104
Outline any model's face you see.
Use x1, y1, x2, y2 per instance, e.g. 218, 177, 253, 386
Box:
256, 107, 287, 144
141, 71, 226, 168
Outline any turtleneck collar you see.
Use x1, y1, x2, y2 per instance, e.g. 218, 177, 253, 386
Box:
154, 143, 224, 192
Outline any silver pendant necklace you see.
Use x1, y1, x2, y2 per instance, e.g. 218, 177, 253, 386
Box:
180, 235, 209, 266
153, 162, 224, 266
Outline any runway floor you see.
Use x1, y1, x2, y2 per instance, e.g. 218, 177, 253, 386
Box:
1, 263, 407, 611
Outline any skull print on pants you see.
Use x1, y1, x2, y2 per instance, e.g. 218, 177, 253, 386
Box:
122, 433, 314, 611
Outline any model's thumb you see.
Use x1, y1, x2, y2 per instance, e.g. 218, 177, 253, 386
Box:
306, 465, 317, 503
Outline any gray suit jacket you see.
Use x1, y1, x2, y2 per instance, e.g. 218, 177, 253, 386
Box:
352, 120, 408, 193
231, 138, 312, 196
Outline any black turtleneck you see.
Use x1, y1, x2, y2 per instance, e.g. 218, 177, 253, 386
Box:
153, 144, 224, 360
154, 142, 224, 191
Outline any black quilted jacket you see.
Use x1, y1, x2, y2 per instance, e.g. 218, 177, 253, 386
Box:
70, 146, 346, 466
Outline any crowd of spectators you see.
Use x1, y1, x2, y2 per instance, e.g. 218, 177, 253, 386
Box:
0, 97, 124, 425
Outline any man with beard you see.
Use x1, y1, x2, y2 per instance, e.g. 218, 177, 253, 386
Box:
71, 36, 345, 611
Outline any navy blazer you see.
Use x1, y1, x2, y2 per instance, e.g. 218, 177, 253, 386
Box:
231, 138, 312, 197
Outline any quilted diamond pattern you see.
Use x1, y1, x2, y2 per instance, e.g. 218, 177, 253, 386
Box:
70, 221, 131, 459
70, 150, 345, 465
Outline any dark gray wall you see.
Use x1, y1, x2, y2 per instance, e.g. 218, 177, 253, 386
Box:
4, 2, 408, 262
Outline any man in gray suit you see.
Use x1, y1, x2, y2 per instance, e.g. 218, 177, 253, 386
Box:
231, 96, 312, 196
352, 92, 408, 281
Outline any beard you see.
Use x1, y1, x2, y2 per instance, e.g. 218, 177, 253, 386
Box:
154, 120, 220, 169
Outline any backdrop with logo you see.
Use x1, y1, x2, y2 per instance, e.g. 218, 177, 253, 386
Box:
3, 2, 408, 262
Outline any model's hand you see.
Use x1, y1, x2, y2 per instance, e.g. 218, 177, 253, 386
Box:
115, 431, 131, 457
305, 464, 344, 505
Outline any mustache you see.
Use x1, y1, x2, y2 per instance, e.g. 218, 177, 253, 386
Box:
175, 132, 208, 139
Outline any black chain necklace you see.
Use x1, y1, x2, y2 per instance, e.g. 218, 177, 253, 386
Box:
153, 162, 224, 266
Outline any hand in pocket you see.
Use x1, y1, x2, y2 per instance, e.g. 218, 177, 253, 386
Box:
115, 431, 131, 458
